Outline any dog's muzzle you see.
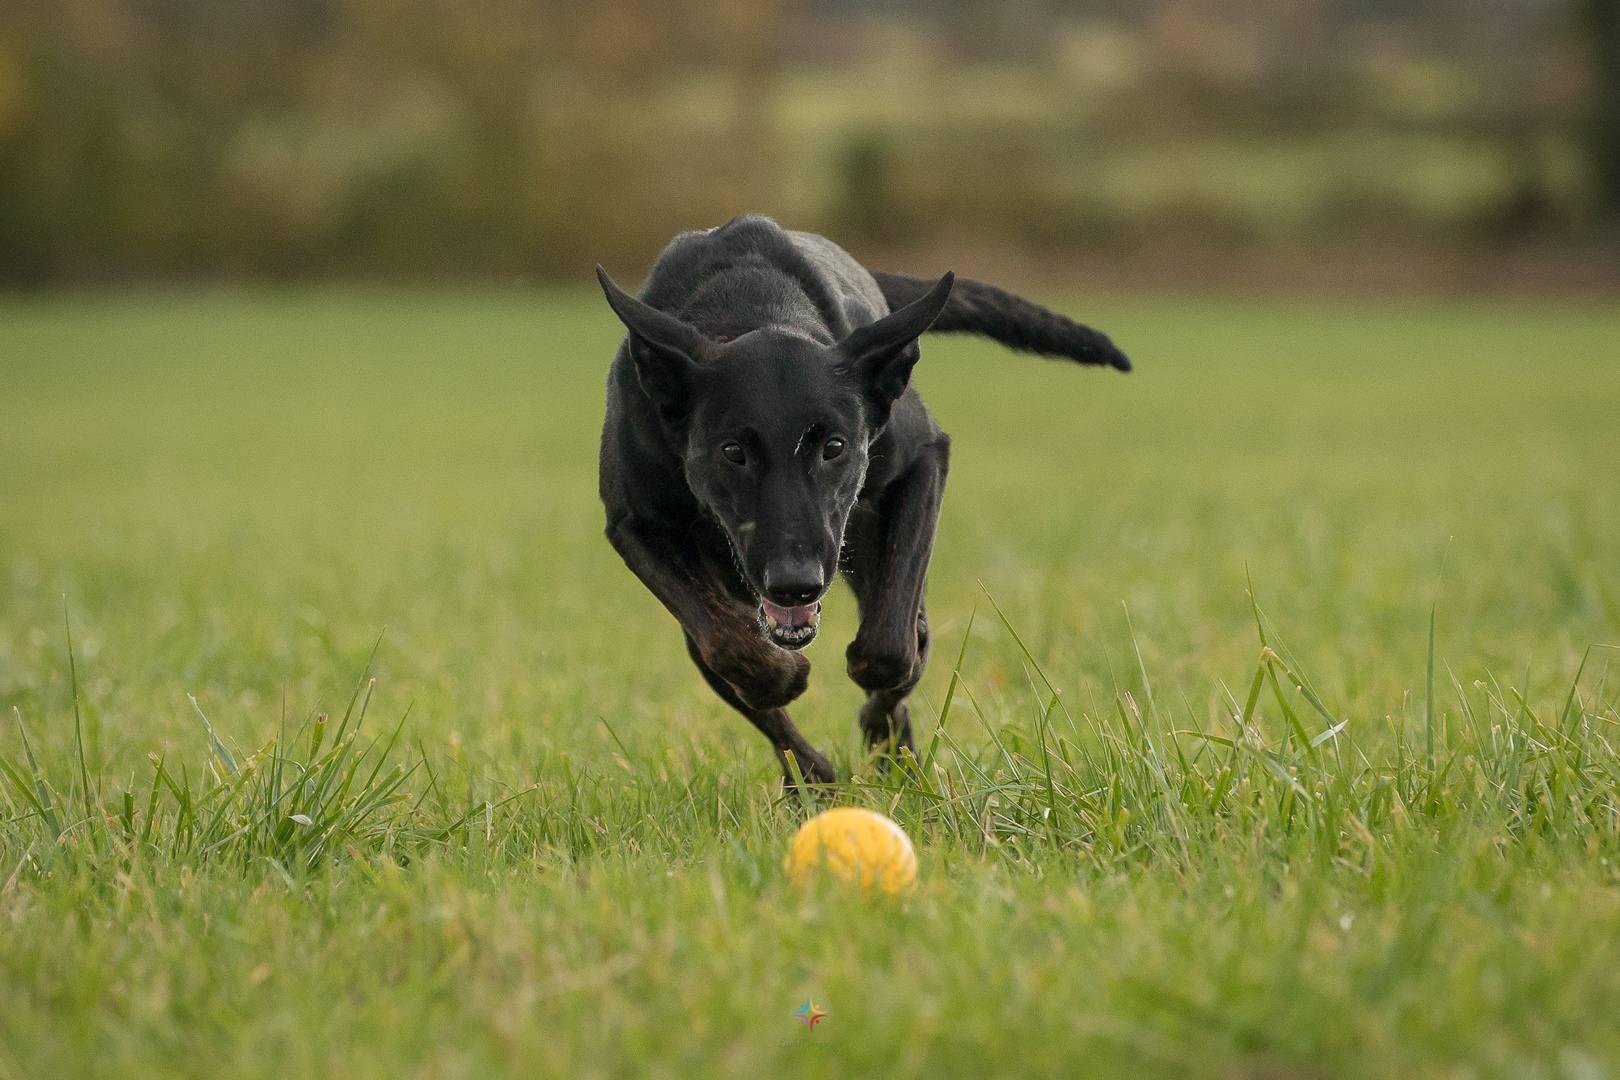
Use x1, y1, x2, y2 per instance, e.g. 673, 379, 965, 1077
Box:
760, 598, 820, 650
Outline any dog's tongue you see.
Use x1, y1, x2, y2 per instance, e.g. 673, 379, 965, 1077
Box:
762, 598, 820, 628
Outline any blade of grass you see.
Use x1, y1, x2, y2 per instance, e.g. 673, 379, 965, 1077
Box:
781, 751, 818, 815
921, 607, 976, 778
189, 695, 239, 775
1426, 604, 1437, 773
11, 707, 60, 841
64, 598, 96, 824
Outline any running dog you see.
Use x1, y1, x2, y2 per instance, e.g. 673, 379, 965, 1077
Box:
597, 215, 1129, 788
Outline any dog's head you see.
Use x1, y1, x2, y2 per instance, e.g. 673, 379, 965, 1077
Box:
599, 267, 953, 650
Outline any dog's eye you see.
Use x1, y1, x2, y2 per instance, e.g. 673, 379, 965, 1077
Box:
721, 442, 746, 465
823, 437, 846, 461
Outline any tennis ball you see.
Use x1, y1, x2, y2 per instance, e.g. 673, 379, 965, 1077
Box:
785, 807, 917, 896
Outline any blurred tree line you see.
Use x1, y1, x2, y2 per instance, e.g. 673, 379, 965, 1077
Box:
0, 0, 1612, 284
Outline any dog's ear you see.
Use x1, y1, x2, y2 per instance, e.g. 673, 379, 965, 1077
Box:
838, 272, 953, 422
598, 266, 707, 426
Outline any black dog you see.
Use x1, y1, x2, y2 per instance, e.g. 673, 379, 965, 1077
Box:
597, 215, 1128, 788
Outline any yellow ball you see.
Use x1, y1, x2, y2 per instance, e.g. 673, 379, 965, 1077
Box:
784, 807, 917, 896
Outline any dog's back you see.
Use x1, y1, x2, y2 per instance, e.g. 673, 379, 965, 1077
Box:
634, 215, 886, 345
633, 215, 1128, 372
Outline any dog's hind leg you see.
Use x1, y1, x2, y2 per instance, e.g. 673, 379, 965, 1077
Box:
841, 436, 950, 761
684, 634, 837, 789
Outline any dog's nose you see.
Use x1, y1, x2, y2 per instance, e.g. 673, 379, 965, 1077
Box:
763, 561, 824, 607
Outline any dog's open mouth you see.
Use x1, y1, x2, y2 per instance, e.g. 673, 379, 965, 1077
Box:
760, 599, 821, 650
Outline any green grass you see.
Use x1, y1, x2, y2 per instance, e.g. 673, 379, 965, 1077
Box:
1, 289, 1618, 1079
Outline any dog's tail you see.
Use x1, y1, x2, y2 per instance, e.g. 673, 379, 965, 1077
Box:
872, 271, 1130, 372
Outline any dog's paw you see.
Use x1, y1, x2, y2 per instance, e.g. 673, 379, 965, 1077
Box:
716, 647, 810, 711
860, 697, 915, 757
782, 747, 838, 790
845, 636, 921, 694
757, 650, 811, 709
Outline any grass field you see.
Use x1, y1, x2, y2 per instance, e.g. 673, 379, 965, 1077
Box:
2, 289, 1618, 1079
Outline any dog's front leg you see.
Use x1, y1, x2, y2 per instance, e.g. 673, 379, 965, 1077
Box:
607, 519, 810, 710
843, 436, 950, 757
683, 634, 836, 788
607, 520, 834, 787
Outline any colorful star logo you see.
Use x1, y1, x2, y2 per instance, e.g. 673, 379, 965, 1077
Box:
793, 997, 828, 1031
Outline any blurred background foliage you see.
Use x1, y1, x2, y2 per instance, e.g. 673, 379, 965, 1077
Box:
0, 0, 1615, 285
